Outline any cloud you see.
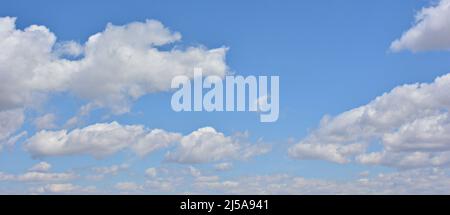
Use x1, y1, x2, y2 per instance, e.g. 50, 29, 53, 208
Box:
33, 113, 57, 130
17, 172, 75, 182
29, 161, 52, 172
0, 17, 229, 113
24, 122, 267, 162
24, 121, 180, 158
191, 168, 450, 194
145, 167, 158, 177
289, 143, 365, 164
290, 73, 450, 168
145, 177, 182, 193
31, 183, 96, 194
115, 182, 142, 191
68, 20, 229, 113
0, 108, 25, 150
214, 162, 233, 171
92, 164, 129, 175
390, 0, 450, 52
0, 167, 75, 183
165, 127, 270, 164
0, 17, 68, 111
131, 129, 182, 157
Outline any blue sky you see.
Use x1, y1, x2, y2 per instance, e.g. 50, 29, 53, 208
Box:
1, 0, 450, 194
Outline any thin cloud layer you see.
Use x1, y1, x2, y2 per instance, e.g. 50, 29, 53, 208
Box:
0, 108, 24, 150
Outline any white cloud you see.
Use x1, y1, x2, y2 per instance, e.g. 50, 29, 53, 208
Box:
17, 172, 75, 182
145, 167, 157, 177
31, 183, 96, 194
131, 129, 182, 157
2, 162, 75, 183
0, 17, 229, 113
24, 121, 180, 158
0, 170, 75, 182
92, 164, 129, 175
289, 143, 365, 164
24, 122, 266, 162
115, 182, 142, 191
214, 162, 233, 171
192, 168, 450, 194
165, 127, 270, 164
290, 73, 450, 168
0, 109, 25, 150
29, 161, 52, 172
391, 0, 450, 52
33, 113, 57, 130
145, 177, 182, 192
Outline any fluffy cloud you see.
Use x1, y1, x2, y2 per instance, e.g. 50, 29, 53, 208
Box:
0, 17, 229, 113
390, 0, 450, 52
131, 129, 182, 157
165, 127, 270, 164
68, 20, 229, 113
24, 122, 268, 163
290, 73, 450, 168
24, 121, 180, 158
0, 17, 70, 110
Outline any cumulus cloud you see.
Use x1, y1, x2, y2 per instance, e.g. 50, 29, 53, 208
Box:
390, 0, 450, 52
0, 17, 70, 110
24, 121, 268, 163
131, 129, 182, 157
0, 17, 229, 113
165, 127, 270, 164
290, 73, 450, 168
24, 121, 180, 158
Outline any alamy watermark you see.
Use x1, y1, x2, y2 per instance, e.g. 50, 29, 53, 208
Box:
171, 68, 279, 122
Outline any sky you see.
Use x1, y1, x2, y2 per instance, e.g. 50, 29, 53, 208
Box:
1, 0, 450, 194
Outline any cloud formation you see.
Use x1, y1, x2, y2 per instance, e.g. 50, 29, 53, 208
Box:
391, 0, 450, 52
0, 17, 229, 113
24, 122, 268, 162
24, 121, 181, 158
290, 73, 450, 168
0, 109, 25, 150
0, 162, 75, 182
165, 127, 271, 164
